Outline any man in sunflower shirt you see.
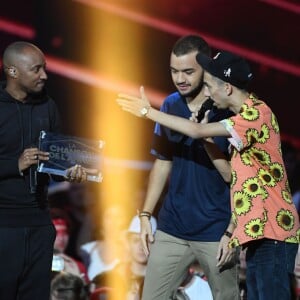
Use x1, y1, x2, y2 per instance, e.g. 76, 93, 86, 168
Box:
116, 51, 300, 300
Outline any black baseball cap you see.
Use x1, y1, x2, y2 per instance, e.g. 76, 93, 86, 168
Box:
196, 51, 253, 89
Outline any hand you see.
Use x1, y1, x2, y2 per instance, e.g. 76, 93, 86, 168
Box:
189, 111, 198, 122
65, 165, 98, 183
199, 110, 210, 125
117, 86, 151, 117
140, 216, 155, 256
216, 234, 236, 268
189, 107, 211, 123
199, 110, 214, 143
18, 147, 49, 172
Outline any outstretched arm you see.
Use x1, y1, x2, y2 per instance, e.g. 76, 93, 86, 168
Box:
203, 140, 231, 182
197, 110, 231, 183
117, 86, 230, 139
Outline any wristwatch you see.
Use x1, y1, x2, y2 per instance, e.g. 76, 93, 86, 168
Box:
140, 106, 150, 117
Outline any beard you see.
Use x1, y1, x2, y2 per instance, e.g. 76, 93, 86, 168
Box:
177, 72, 204, 99
178, 81, 203, 98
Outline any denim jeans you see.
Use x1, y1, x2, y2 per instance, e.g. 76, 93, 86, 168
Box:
246, 238, 298, 300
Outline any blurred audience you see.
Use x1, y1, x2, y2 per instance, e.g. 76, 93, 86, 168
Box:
92, 214, 157, 300
80, 203, 129, 281
120, 215, 157, 299
48, 181, 98, 261
176, 262, 213, 300
66, 182, 98, 260
50, 208, 89, 283
50, 272, 89, 300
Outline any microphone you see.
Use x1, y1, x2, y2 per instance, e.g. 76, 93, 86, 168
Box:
29, 143, 38, 194
196, 98, 214, 123
29, 166, 37, 194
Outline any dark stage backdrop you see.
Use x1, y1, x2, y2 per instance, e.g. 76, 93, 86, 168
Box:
0, 0, 299, 156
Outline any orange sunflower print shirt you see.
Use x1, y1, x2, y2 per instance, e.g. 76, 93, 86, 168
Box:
220, 94, 300, 247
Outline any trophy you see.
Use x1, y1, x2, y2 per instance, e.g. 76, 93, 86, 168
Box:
37, 131, 104, 182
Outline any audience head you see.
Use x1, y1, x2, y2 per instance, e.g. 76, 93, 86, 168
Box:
50, 272, 89, 300
50, 208, 72, 253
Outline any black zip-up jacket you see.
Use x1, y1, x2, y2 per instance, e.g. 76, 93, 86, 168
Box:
0, 82, 61, 226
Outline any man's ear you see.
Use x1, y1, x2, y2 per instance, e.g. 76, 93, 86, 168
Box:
224, 83, 233, 96
8, 66, 17, 78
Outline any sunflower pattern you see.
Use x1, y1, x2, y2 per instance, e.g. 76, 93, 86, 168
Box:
276, 209, 295, 231
278, 142, 282, 155
257, 124, 270, 144
240, 150, 253, 166
245, 128, 259, 145
269, 162, 284, 182
282, 189, 292, 204
285, 236, 299, 243
297, 229, 300, 243
258, 168, 276, 187
229, 237, 240, 248
240, 106, 259, 121
287, 229, 300, 243
271, 112, 280, 134
245, 125, 270, 146
245, 217, 266, 239
231, 212, 237, 226
250, 147, 271, 166
285, 180, 291, 194
227, 118, 235, 128
231, 170, 237, 188
242, 177, 268, 200
231, 148, 238, 159
221, 96, 299, 247
239, 103, 248, 115
233, 191, 252, 215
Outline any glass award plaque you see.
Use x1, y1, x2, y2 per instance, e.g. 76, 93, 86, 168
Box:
37, 131, 104, 182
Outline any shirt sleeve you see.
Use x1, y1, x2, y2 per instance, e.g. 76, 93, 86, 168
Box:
219, 104, 265, 152
150, 100, 179, 161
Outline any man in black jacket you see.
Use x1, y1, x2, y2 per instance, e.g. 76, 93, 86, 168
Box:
0, 41, 85, 299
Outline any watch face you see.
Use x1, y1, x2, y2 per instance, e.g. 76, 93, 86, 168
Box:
140, 107, 148, 116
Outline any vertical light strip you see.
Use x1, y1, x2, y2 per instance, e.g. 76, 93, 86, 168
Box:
82, 9, 145, 298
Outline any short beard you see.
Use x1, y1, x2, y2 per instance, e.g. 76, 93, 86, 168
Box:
178, 81, 203, 99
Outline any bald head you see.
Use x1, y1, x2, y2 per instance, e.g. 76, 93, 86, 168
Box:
3, 41, 43, 69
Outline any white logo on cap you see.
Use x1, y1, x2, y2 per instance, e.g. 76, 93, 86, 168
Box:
224, 68, 231, 77
213, 52, 221, 60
